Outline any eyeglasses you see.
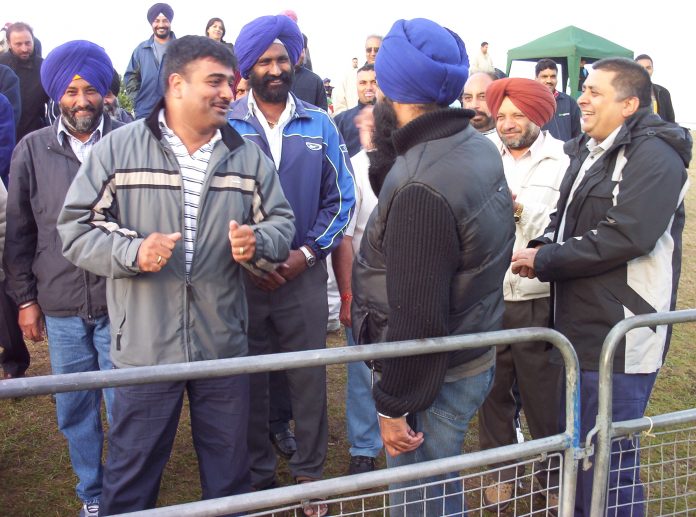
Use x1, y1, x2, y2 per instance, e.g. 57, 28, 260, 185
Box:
365, 47, 380, 54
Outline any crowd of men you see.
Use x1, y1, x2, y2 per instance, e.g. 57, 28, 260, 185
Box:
0, 4, 690, 517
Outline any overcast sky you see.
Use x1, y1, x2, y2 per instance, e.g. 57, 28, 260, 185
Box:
5, 0, 694, 126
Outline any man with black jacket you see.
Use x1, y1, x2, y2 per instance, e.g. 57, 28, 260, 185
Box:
3, 40, 118, 517
635, 53, 675, 123
512, 57, 691, 516
535, 58, 581, 142
0, 22, 49, 141
351, 18, 514, 516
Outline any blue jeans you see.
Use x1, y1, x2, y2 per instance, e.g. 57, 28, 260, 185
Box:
345, 327, 383, 457
387, 365, 495, 517
44, 315, 113, 504
574, 370, 657, 517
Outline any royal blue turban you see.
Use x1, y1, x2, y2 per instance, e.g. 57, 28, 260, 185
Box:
147, 3, 173, 24
40, 40, 113, 103
375, 18, 469, 106
235, 15, 303, 79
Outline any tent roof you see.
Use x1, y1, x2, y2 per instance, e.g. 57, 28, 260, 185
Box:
507, 25, 633, 62
506, 25, 633, 98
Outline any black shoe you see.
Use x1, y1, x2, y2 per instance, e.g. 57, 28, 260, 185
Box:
348, 455, 376, 475
270, 428, 297, 459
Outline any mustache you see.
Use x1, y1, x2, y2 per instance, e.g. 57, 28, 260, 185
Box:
69, 105, 97, 115
262, 71, 292, 86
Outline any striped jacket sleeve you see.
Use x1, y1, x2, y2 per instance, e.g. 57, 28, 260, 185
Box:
305, 112, 355, 259
58, 141, 143, 279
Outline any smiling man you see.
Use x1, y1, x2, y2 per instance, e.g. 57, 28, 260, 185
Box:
512, 58, 692, 516
229, 15, 354, 515
535, 59, 581, 142
461, 71, 497, 134
124, 3, 176, 118
333, 64, 377, 156
478, 78, 567, 512
57, 36, 295, 514
3, 39, 118, 517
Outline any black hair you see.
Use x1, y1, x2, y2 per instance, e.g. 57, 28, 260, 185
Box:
593, 57, 652, 108
205, 17, 226, 41
162, 36, 236, 92
110, 69, 121, 96
634, 54, 653, 64
357, 64, 375, 74
535, 58, 558, 77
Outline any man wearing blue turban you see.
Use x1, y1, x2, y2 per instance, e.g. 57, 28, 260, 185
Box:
124, 2, 175, 119
350, 18, 515, 516
229, 14, 355, 517
3, 39, 119, 517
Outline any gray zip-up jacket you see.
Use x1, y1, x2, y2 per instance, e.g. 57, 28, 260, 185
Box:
4, 117, 122, 318
58, 105, 295, 368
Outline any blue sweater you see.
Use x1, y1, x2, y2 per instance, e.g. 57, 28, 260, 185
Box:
228, 94, 355, 259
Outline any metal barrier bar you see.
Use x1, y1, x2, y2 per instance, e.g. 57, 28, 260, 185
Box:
0, 327, 581, 516
120, 438, 569, 517
589, 309, 696, 515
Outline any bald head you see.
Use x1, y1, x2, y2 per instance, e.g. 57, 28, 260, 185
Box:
462, 72, 496, 132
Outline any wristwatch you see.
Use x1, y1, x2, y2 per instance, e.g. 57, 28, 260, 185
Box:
513, 203, 524, 223
299, 245, 316, 268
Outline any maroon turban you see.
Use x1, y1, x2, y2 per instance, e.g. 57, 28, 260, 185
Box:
485, 78, 556, 127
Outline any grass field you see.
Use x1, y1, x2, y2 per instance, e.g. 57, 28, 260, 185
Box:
1, 134, 695, 516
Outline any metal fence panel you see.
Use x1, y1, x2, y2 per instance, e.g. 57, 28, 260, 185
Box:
589, 309, 696, 516
1, 327, 581, 516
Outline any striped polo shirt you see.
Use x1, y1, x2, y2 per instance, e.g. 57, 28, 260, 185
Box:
158, 110, 221, 275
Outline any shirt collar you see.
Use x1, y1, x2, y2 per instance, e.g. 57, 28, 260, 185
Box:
500, 127, 546, 161
586, 124, 622, 156
57, 115, 104, 146
247, 91, 296, 128
157, 108, 222, 149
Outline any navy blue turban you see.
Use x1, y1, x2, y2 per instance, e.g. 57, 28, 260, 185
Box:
40, 40, 113, 102
147, 3, 173, 24
375, 18, 469, 106
235, 15, 303, 79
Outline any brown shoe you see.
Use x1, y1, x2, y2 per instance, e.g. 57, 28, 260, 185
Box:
483, 481, 514, 511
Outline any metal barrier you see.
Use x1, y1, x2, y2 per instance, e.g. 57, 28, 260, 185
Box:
0, 327, 582, 516
588, 309, 696, 516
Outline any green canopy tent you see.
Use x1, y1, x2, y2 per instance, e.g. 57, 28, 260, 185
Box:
506, 26, 633, 98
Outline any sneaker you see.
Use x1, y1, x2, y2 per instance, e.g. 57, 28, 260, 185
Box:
348, 455, 376, 475
482, 481, 514, 511
79, 502, 99, 517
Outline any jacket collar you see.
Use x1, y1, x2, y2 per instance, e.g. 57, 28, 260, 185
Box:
392, 108, 472, 156
144, 98, 245, 152
564, 107, 656, 158
228, 91, 311, 124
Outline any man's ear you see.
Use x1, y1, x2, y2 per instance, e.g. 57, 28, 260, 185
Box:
168, 73, 184, 99
621, 96, 640, 118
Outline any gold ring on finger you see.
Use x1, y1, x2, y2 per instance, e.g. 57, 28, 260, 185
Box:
238, 246, 245, 255
157, 255, 163, 264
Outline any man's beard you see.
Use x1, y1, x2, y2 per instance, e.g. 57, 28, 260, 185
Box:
500, 123, 540, 150
368, 97, 399, 196
249, 68, 294, 104
61, 102, 103, 134
155, 27, 171, 39
470, 110, 494, 131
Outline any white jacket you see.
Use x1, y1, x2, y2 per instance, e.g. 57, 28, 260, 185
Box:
490, 131, 569, 301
